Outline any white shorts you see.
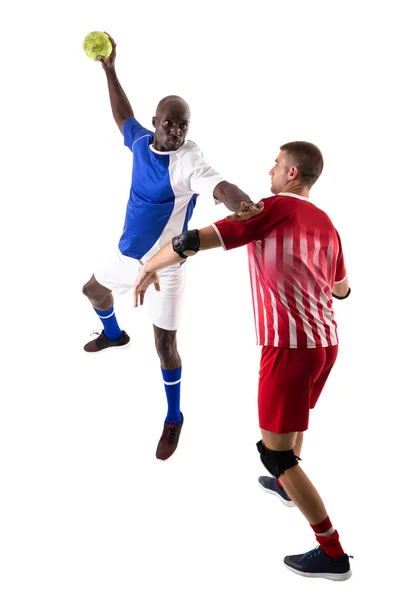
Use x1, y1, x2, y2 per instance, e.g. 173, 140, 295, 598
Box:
94, 249, 185, 331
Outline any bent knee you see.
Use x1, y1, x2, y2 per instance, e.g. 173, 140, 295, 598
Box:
256, 439, 299, 478
82, 280, 91, 297
82, 276, 109, 301
154, 329, 178, 362
156, 341, 177, 363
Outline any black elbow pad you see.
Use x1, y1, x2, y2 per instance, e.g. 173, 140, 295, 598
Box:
172, 229, 200, 259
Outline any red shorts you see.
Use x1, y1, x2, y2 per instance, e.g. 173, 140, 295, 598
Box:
258, 345, 338, 433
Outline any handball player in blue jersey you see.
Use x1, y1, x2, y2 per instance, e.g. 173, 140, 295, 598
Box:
82, 34, 253, 460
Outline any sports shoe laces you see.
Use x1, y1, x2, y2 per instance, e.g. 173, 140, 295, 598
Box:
301, 546, 354, 561
301, 546, 323, 561
162, 422, 178, 443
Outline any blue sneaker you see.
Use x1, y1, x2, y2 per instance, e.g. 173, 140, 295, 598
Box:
284, 546, 352, 581
258, 476, 295, 507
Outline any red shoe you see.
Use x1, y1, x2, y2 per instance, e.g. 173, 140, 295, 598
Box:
156, 413, 184, 460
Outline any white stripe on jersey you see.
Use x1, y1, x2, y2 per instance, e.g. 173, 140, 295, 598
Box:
277, 279, 297, 347
282, 234, 297, 347
283, 233, 293, 266
296, 234, 316, 348
323, 304, 337, 344
308, 279, 328, 346
269, 289, 280, 346
312, 232, 328, 346
256, 242, 268, 342
249, 259, 260, 345
264, 235, 280, 345
258, 281, 268, 344
326, 235, 334, 273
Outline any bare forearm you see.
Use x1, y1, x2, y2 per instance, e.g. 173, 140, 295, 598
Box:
105, 69, 134, 132
214, 181, 252, 212
144, 244, 181, 274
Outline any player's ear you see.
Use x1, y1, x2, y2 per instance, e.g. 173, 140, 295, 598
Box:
288, 165, 298, 180
152, 116, 157, 128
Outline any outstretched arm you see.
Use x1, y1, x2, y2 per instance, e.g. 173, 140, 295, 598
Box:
213, 180, 253, 212
133, 202, 264, 307
97, 33, 134, 134
133, 226, 221, 307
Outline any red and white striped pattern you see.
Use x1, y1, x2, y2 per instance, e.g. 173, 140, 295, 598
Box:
248, 227, 340, 348
213, 193, 346, 349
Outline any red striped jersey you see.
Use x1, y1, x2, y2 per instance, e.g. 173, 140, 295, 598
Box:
213, 193, 347, 348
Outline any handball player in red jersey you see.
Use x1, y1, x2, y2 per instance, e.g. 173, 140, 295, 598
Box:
133, 142, 352, 581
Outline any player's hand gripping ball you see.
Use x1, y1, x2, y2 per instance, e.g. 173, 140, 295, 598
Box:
83, 31, 112, 60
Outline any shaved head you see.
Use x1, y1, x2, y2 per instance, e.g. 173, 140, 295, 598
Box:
156, 95, 190, 119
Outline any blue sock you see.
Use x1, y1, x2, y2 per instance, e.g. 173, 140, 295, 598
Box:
162, 366, 182, 424
94, 307, 123, 340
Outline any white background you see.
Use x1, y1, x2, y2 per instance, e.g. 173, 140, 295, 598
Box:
1, 0, 398, 598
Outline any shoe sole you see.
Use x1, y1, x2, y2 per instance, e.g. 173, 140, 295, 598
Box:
284, 563, 352, 581
258, 480, 296, 508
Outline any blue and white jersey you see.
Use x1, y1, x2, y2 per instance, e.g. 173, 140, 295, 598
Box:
119, 117, 224, 261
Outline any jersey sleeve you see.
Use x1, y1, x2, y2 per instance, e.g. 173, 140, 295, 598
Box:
124, 118, 153, 151
181, 146, 225, 201
334, 230, 347, 282
213, 198, 290, 250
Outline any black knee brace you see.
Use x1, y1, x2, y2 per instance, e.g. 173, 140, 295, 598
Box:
172, 229, 200, 259
256, 440, 300, 478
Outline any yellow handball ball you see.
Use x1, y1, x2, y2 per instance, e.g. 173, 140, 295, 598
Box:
83, 31, 112, 60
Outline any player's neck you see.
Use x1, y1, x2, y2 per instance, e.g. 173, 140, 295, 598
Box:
281, 183, 310, 198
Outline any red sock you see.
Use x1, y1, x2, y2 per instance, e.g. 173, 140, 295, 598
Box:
311, 516, 345, 558
277, 479, 284, 489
